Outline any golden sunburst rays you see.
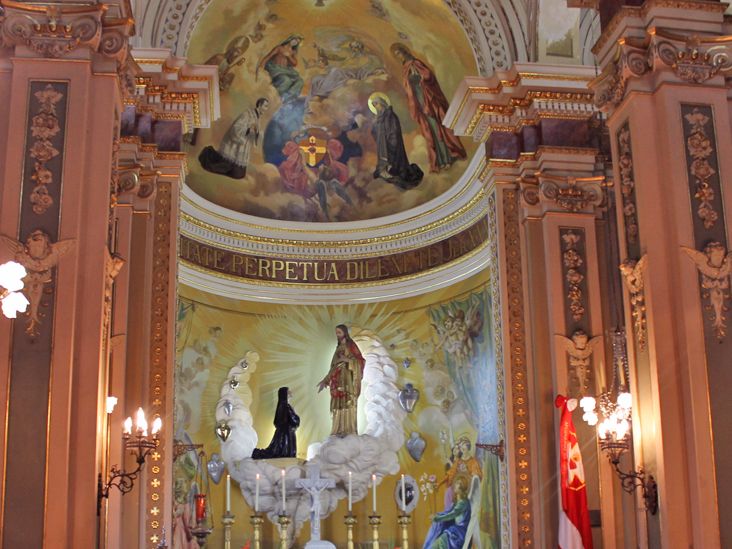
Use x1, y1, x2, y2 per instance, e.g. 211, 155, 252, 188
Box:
177, 297, 438, 462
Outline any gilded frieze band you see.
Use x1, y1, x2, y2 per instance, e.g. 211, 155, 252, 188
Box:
502, 188, 535, 546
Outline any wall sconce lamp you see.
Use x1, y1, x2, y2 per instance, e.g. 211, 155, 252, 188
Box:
581, 329, 658, 515
97, 407, 162, 515
0, 261, 29, 318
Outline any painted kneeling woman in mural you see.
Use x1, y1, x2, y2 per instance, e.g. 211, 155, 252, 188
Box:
252, 386, 300, 459
198, 97, 270, 179
317, 324, 366, 437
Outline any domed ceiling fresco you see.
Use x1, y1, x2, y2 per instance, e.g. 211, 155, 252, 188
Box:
185, 0, 478, 222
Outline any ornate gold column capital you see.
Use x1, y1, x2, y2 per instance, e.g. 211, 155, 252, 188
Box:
0, 0, 134, 62
591, 0, 731, 111
520, 172, 605, 216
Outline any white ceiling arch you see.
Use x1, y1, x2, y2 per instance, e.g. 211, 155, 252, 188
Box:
134, 0, 532, 75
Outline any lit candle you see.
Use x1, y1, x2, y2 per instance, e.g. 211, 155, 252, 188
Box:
348, 471, 353, 513
281, 469, 286, 512
194, 493, 207, 522
401, 474, 406, 513
255, 473, 260, 512
123, 417, 132, 435
371, 474, 377, 514
226, 474, 231, 513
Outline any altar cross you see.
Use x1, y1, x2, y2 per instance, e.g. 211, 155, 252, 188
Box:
298, 135, 327, 166
296, 464, 336, 544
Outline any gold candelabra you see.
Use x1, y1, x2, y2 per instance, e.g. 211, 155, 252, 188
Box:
368, 515, 381, 549
344, 513, 357, 549
278, 514, 291, 549
249, 513, 264, 549
397, 514, 412, 549
221, 512, 234, 549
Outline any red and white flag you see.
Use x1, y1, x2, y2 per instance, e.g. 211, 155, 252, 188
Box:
556, 394, 593, 549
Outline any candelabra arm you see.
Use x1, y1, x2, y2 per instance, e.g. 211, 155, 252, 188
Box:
96, 438, 158, 515
609, 457, 658, 515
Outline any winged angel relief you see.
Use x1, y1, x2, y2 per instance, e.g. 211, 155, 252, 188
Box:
554, 330, 603, 395
0, 231, 74, 336
682, 242, 732, 341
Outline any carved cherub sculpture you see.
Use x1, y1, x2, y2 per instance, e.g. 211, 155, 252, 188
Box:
0, 230, 75, 336
619, 254, 648, 349
555, 330, 603, 395
682, 242, 732, 341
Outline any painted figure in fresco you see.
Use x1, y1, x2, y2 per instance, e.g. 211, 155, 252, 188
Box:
317, 324, 366, 437
423, 476, 472, 549
198, 98, 270, 179
369, 92, 423, 189
315, 139, 354, 220
278, 140, 316, 198
308, 39, 385, 99
257, 35, 305, 102
390, 43, 467, 172
252, 387, 300, 459
204, 35, 250, 91
438, 436, 482, 511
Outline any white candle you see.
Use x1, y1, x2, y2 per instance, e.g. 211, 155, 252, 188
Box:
281, 469, 286, 512
226, 474, 231, 513
400, 474, 406, 513
371, 474, 377, 514
348, 471, 352, 513
255, 473, 260, 512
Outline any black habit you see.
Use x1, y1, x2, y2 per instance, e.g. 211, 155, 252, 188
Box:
371, 105, 423, 189
251, 387, 300, 459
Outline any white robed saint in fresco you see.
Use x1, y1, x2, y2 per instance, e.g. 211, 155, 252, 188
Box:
198, 98, 270, 179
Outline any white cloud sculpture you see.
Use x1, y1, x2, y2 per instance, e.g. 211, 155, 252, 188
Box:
215, 330, 406, 540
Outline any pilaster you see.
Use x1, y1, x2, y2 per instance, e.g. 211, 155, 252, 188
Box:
593, 1, 732, 547
450, 64, 628, 547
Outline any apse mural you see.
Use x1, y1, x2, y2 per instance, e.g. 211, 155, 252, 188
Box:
185, 0, 478, 222
172, 272, 504, 547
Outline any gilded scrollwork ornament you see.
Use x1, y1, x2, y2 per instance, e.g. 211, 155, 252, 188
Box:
683, 108, 719, 229
619, 255, 648, 350
0, 231, 75, 336
682, 242, 732, 341
562, 231, 586, 323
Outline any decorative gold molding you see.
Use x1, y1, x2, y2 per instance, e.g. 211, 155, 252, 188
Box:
145, 180, 173, 547
561, 230, 587, 324
502, 188, 535, 545
521, 173, 604, 213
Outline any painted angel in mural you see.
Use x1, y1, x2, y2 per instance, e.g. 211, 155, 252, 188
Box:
199, 98, 270, 179
204, 35, 250, 91
256, 35, 305, 102
433, 301, 483, 366
390, 43, 466, 172
0, 230, 74, 336
369, 92, 423, 189
316, 324, 365, 437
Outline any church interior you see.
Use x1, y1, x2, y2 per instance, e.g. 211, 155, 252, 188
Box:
0, 0, 730, 547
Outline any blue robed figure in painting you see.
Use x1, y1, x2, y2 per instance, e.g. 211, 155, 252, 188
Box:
424, 477, 472, 549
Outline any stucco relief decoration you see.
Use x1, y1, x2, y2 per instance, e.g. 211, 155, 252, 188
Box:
619, 255, 648, 350
562, 230, 586, 323
0, 1, 132, 63
0, 231, 75, 336
523, 175, 603, 213
683, 108, 718, 229
617, 123, 639, 246
28, 84, 64, 215
682, 243, 732, 341
555, 330, 603, 396
652, 32, 732, 84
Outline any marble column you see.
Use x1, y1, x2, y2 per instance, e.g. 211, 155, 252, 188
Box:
592, 1, 732, 547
